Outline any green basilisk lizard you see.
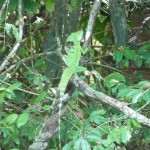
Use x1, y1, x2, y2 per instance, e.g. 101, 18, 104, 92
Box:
58, 30, 87, 149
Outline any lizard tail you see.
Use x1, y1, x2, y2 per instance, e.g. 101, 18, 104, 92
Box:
58, 67, 74, 149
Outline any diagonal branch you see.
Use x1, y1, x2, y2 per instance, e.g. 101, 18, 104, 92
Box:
0, 0, 24, 72
72, 75, 150, 127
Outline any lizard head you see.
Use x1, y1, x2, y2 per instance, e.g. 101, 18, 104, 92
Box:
67, 30, 83, 42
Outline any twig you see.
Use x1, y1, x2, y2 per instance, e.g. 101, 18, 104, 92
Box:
0, 0, 24, 72
0, 51, 59, 78
0, 79, 55, 101
0, 0, 9, 20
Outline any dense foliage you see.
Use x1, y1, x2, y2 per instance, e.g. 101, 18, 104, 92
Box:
0, 0, 149, 150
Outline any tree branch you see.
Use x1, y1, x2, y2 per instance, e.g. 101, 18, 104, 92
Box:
0, 0, 9, 20
0, 0, 23, 72
71, 75, 150, 127
83, 0, 101, 48
0, 50, 60, 78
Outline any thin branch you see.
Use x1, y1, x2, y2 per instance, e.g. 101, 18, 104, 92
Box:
72, 75, 150, 127
83, 0, 101, 48
0, 0, 24, 72
0, 79, 55, 101
0, 0, 9, 20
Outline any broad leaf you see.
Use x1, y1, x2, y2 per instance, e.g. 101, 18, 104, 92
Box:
4, 23, 19, 41
17, 113, 29, 128
8, 83, 22, 92
74, 137, 82, 150
62, 141, 73, 150
6, 114, 18, 124
113, 51, 123, 62
131, 119, 141, 128
104, 72, 125, 88
45, 0, 55, 12
120, 127, 131, 143
81, 138, 91, 150
107, 128, 120, 144
34, 91, 46, 104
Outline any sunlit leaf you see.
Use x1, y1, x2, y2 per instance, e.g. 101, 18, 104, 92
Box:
131, 119, 141, 128
104, 72, 125, 88
120, 127, 131, 143
17, 113, 29, 128
62, 141, 73, 150
45, 0, 55, 12
6, 114, 18, 124
81, 138, 91, 150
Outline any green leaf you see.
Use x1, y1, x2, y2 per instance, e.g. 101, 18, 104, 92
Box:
17, 113, 29, 128
8, 83, 22, 92
137, 81, 150, 88
126, 89, 142, 99
107, 128, 121, 144
23, 0, 41, 14
90, 114, 106, 125
104, 72, 125, 88
0, 87, 5, 91
117, 88, 130, 98
62, 141, 73, 150
139, 43, 150, 52
132, 92, 143, 103
90, 110, 106, 116
123, 49, 134, 60
4, 23, 19, 41
18, 48, 27, 57
34, 91, 46, 104
34, 58, 45, 67
6, 114, 18, 124
131, 119, 141, 128
74, 137, 82, 150
12, 133, 20, 144
120, 127, 131, 143
42, 105, 51, 111
45, 0, 55, 12
86, 134, 101, 142
81, 138, 91, 150
0, 92, 6, 102
124, 59, 129, 68
113, 51, 123, 62
143, 91, 150, 102
137, 58, 143, 68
